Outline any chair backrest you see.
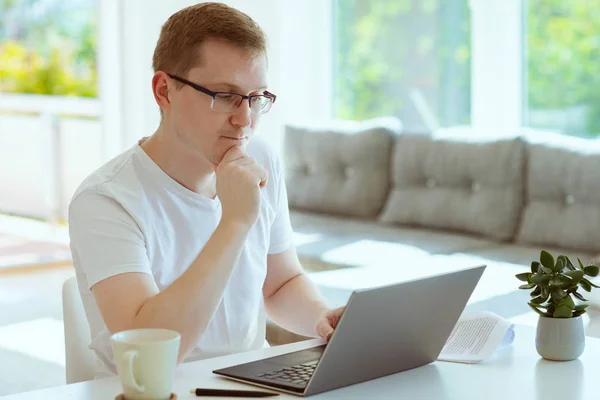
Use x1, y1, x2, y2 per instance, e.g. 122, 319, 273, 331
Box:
62, 276, 98, 383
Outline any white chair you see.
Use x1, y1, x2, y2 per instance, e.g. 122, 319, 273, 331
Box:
62, 276, 98, 383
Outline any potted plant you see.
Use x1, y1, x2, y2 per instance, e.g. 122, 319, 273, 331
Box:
516, 250, 599, 361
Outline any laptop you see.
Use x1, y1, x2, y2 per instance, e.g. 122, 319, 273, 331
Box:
213, 264, 486, 397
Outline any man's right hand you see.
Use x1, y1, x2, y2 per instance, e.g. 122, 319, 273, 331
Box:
216, 146, 268, 228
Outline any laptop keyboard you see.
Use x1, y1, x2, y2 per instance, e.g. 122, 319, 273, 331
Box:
256, 360, 319, 387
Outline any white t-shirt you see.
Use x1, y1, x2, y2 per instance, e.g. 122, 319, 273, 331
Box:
68, 137, 295, 378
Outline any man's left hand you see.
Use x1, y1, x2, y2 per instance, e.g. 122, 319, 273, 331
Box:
315, 306, 346, 341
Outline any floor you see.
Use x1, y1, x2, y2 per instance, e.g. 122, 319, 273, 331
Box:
0, 266, 75, 396
0, 215, 74, 396
0, 214, 70, 271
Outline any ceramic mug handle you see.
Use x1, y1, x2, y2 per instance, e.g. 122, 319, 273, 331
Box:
121, 350, 145, 393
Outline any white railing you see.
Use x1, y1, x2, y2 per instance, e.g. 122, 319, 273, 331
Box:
0, 93, 102, 225
0, 93, 101, 117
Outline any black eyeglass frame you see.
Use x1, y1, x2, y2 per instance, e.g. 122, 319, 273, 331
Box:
167, 73, 276, 112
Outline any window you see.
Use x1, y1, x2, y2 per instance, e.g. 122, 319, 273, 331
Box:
525, 0, 600, 137
0, 0, 98, 97
332, 0, 471, 133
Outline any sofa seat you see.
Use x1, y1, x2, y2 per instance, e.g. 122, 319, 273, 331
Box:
460, 244, 598, 268
291, 211, 496, 271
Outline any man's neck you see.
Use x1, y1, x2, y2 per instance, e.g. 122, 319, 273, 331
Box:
140, 128, 217, 199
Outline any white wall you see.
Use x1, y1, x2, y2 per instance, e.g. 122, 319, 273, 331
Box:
0, 116, 50, 218
0, 115, 103, 220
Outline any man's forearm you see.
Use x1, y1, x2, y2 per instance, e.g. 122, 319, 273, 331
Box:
132, 220, 249, 362
264, 274, 330, 338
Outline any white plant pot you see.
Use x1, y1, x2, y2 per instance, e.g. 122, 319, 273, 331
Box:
536, 315, 585, 361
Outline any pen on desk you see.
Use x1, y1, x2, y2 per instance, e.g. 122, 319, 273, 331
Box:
191, 388, 279, 397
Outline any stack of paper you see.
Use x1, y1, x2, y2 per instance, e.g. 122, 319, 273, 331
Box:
437, 311, 515, 364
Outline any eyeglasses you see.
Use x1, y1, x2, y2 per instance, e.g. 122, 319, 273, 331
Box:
167, 74, 276, 114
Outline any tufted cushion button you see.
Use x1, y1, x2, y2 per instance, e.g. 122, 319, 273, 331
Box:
471, 182, 481, 193
565, 194, 575, 206
426, 178, 436, 189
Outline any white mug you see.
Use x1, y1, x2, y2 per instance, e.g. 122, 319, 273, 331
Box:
111, 328, 181, 400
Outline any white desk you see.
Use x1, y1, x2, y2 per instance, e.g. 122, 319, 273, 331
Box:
2, 325, 598, 399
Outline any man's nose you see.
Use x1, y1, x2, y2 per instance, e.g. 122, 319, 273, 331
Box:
230, 99, 252, 128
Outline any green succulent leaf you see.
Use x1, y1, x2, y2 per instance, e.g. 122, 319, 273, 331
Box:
565, 257, 576, 271
519, 283, 536, 290
578, 258, 585, 270
531, 295, 547, 304
549, 276, 563, 286
553, 305, 573, 318
574, 304, 589, 312
516, 272, 531, 282
530, 286, 542, 297
528, 303, 550, 317
541, 286, 550, 300
540, 250, 555, 270
564, 270, 585, 283
531, 261, 541, 274
551, 289, 568, 302
582, 277, 600, 288
559, 273, 577, 289
533, 275, 552, 286
584, 265, 600, 277
559, 273, 574, 281
553, 258, 565, 273
557, 255, 567, 265
557, 296, 575, 309
573, 310, 587, 317
572, 291, 588, 302
580, 279, 592, 292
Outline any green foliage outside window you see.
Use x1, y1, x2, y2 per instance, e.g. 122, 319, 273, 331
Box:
527, 0, 600, 135
334, 0, 600, 136
0, 0, 97, 98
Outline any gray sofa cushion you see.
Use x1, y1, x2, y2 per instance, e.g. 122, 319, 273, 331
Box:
517, 132, 600, 253
283, 118, 399, 218
379, 131, 525, 240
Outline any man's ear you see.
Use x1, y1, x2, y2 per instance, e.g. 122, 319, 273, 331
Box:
152, 71, 172, 112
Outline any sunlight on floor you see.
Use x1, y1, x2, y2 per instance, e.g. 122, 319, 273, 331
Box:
0, 317, 65, 367
293, 232, 323, 247
321, 239, 431, 267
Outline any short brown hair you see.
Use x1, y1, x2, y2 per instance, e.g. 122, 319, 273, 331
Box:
152, 2, 267, 79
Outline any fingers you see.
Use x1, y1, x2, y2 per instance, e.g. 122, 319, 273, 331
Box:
245, 164, 269, 187
219, 148, 268, 188
258, 166, 268, 188
220, 145, 247, 164
326, 329, 334, 341
316, 319, 335, 342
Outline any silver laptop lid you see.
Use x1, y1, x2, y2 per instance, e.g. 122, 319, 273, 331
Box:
304, 264, 486, 396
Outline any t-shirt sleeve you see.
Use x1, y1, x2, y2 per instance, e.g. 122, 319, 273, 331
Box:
69, 190, 153, 289
268, 156, 295, 255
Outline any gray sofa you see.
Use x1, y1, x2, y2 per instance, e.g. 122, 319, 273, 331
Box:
265, 118, 600, 345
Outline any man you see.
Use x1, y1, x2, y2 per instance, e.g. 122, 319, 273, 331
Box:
68, 2, 344, 378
